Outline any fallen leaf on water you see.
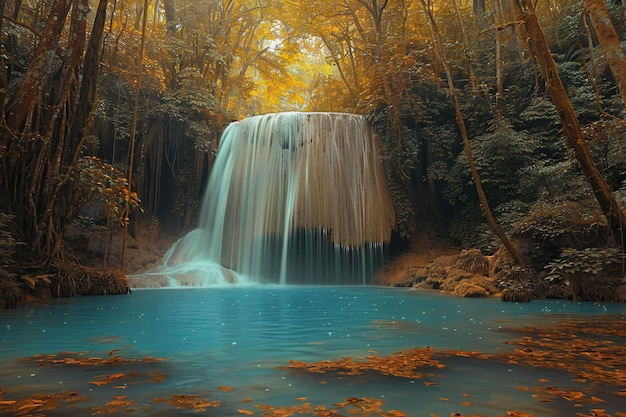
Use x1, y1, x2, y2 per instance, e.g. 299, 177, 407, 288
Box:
295, 397, 307, 401
237, 409, 254, 415
461, 401, 471, 406
561, 391, 584, 401
147, 371, 168, 383
17, 403, 44, 412
218, 386, 234, 392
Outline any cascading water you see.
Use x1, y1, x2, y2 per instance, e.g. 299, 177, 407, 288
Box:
140, 112, 396, 286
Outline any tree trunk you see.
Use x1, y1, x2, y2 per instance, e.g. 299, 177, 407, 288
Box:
0, 0, 72, 259
121, 0, 149, 269
495, 0, 505, 120
35, 0, 90, 256
516, 0, 626, 239
499, 0, 522, 61
420, 0, 527, 268
452, 0, 477, 92
473, 0, 488, 32
69, 0, 108, 149
0, 0, 8, 110
4, 0, 71, 135
583, 0, 626, 108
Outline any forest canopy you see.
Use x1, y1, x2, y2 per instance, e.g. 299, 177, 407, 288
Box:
0, 0, 625, 302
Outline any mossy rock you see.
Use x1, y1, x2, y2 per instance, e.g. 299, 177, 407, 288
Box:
454, 281, 489, 298
455, 249, 489, 276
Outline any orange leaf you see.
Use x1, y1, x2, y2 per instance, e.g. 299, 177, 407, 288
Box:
218, 386, 234, 392
237, 409, 254, 415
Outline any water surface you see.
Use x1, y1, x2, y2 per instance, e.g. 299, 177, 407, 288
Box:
1, 287, 624, 416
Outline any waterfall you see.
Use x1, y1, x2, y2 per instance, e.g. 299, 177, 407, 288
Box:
140, 112, 396, 286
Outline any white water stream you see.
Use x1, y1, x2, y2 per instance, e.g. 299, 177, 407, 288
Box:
138, 112, 395, 286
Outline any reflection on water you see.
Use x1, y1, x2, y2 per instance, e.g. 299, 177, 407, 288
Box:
0, 287, 624, 416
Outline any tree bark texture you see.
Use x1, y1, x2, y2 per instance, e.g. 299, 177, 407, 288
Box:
70, 0, 108, 149
516, 0, 626, 239
4, 0, 71, 134
583, 0, 626, 108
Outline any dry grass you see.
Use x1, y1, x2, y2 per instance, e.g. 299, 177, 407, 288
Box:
54, 262, 131, 296
0, 277, 23, 308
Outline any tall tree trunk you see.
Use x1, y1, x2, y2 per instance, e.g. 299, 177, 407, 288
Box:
473, 0, 488, 32
35, 0, 90, 256
121, 0, 149, 268
495, 0, 505, 120
499, 0, 522, 61
0, 0, 72, 259
3, 0, 71, 135
420, 0, 527, 268
69, 0, 108, 149
583, 0, 626, 108
0, 0, 8, 110
452, 0, 477, 92
516, 0, 626, 240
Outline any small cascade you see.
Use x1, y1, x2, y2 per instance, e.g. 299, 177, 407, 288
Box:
141, 112, 396, 286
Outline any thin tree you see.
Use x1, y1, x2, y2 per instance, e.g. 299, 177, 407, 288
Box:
420, 0, 527, 268
120, 0, 150, 268
583, 0, 626, 108
515, 0, 626, 240
452, 0, 477, 92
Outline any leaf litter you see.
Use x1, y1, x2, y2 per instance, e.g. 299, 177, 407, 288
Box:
0, 314, 623, 416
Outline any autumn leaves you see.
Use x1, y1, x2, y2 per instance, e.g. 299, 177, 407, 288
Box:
1, 314, 625, 416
